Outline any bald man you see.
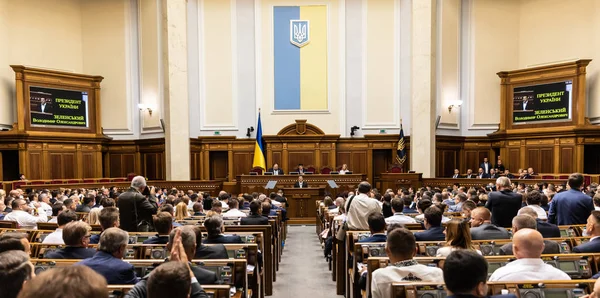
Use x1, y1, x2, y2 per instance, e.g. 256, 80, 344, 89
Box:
469, 207, 510, 240
498, 215, 560, 255
488, 229, 570, 281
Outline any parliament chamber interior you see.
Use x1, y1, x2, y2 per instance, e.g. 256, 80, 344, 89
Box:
2, 0, 600, 298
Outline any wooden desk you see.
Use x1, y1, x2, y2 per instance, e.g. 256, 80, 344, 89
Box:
376, 173, 423, 191
236, 174, 365, 195
283, 187, 321, 224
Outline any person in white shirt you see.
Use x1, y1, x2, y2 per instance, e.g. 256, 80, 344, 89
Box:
42, 210, 78, 244
488, 228, 571, 281
371, 228, 444, 298
4, 199, 48, 229
217, 192, 230, 211
518, 190, 547, 220
415, 199, 452, 223
345, 182, 382, 231
38, 193, 53, 217
223, 199, 247, 218
339, 164, 350, 174
594, 194, 600, 211
386, 197, 417, 225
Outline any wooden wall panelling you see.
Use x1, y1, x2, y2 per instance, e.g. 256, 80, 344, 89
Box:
209, 151, 228, 180
560, 146, 574, 173
287, 151, 314, 171
539, 148, 554, 173
82, 152, 95, 178
27, 151, 42, 180
526, 148, 540, 173
507, 147, 520, 173
464, 151, 478, 172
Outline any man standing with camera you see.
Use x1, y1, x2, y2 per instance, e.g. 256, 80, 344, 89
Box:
117, 176, 158, 232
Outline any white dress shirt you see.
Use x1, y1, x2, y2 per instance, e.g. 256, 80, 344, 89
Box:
223, 208, 247, 218
339, 169, 349, 175
4, 209, 48, 229
371, 261, 444, 298
385, 213, 417, 225
436, 247, 482, 257
42, 228, 64, 244
518, 204, 547, 220
595, 206, 600, 211
39, 202, 53, 216
488, 258, 571, 281
346, 193, 382, 230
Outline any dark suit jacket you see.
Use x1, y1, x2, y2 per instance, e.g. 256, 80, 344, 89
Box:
117, 188, 158, 232
414, 226, 445, 241
490, 173, 500, 179
89, 232, 102, 244
293, 181, 308, 188
357, 234, 387, 243
495, 164, 506, 173
195, 244, 229, 259
402, 207, 418, 214
241, 214, 269, 225
451, 174, 463, 178
142, 235, 169, 244
477, 173, 491, 179
267, 168, 284, 175
191, 265, 219, 285
486, 190, 523, 228
505, 173, 515, 178
77, 251, 139, 284
45, 246, 96, 259
193, 211, 206, 216
125, 274, 208, 298
536, 219, 561, 238
548, 189, 594, 225
202, 197, 213, 211
480, 162, 492, 174
76, 204, 91, 213
465, 174, 476, 179
470, 223, 510, 240
520, 101, 534, 110
203, 234, 244, 244
573, 237, 600, 253
499, 239, 560, 255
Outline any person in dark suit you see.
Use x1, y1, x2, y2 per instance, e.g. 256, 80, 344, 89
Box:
293, 175, 308, 188
295, 164, 305, 174
520, 97, 534, 111
498, 215, 560, 255
126, 261, 209, 298
479, 157, 492, 174
504, 169, 515, 179
75, 195, 94, 213
192, 202, 205, 216
489, 169, 500, 179
89, 207, 119, 245
451, 169, 462, 179
414, 206, 445, 241
401, 195, 418, 214
202, 192, 213, 212
485, 177, 522, 228
191, 226, 229, 259
464, 169, 475, 179
519, 207, 561, 238
444, 250, 517, 298
202, 216, 243, 244
572, 211, 600, 253
267, 163, 284, 175
549, 173, 594, 225
241, 200, 269, 225
45, 221, 96, 259
167, 227, 218, 285
357, 213, 387, 243
143, 212, 173, 244
77, 227, 139, 284
477, 168, 490, 179
117, 176, 158, 232
469, 207, 510, 240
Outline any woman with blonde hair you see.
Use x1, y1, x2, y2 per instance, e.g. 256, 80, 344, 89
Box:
175, 202, 189, 221
87, 208, 101, 225
436, 219, 480, 257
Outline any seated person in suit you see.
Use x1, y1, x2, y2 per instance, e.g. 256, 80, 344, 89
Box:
518, 207, 560, 238
192, 202, 205, 216
358, 212, 387, 243
499, 215, 560, 255
573, 211, 600, 253
414, 206, 445, 241
451, 169, 462, 178
476, 167, 490, 179
90, 207, 119, 244
267, 163, 284, 175
296, 163, 305, 174
461, 200, 477, 222
168, 226, 218, 285
192, 226, 228, 259
489, 229, 570, 281
293, 175, 308, 188
45, 221, 96, 259
436, 219, 481, 257
448, 193, 467, 212
464, 169, 475, 179
77, 227, 140, 284
223, 198, 247, 218
210, 199, 223, 214
444, 250, 517, 298
469, 207, 510, 240
401, 195, 418, 214
17, 265, 107, 298
202, 216, 243, 244
75, 195, 95, 213
527, 167, 537, 176
0, 250, 35, 298
0, 232, 30, 254
370, 228, 444, 298
385, 197, 417, 225
504, 169, 515, 179
127, 229, 209, 298
240, 194, 253, 210
42, 209, 77, 244
339, 163, 350, 174
47, 202, 65, 224
241, 200, 269, 225
143, 212, 173, 244
489, 168, 500, 179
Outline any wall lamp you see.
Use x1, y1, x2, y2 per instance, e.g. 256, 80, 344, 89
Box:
350, 125, 360, 136
138, 103, 153, 116
448, 100, 463, 113
246, 126, 255, 138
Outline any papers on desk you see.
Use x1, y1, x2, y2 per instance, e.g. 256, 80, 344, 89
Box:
247, 264, 255, 272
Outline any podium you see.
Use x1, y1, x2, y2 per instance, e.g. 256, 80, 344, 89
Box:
282, 187, 322, 224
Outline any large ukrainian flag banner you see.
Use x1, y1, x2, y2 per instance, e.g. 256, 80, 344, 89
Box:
273, 5, 328, 111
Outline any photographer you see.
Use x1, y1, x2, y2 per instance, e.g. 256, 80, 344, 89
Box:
117, 176, 158, 232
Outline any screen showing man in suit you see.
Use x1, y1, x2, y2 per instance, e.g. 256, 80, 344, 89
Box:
29, 86, 89, 128
512, 81, 572, 125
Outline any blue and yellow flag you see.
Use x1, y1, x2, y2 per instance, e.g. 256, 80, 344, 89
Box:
396, 124, 407, 165
252, 111, 266, 171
